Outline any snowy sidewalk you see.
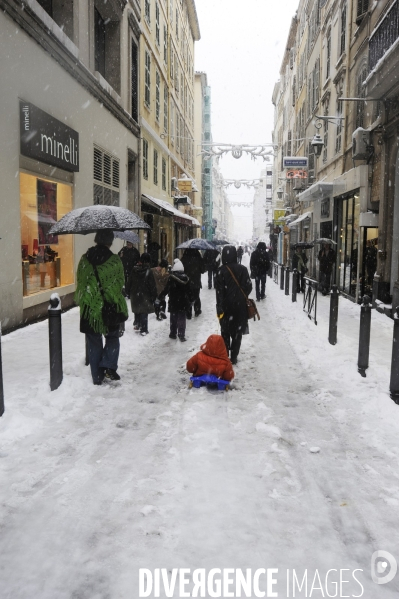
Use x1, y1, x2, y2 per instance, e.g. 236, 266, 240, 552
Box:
1, 260, 399, 598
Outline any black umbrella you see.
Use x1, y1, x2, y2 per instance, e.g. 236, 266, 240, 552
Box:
176, 238, 215, 250
113, 230, 140, 244
48, 205, 150, 235
315, 238, 337, 245
210, 239, 229, 246
291, 242, 314, 249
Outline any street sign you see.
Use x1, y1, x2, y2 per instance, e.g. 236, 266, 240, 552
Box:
283, 156, 308, 168
178, 179, 193, 192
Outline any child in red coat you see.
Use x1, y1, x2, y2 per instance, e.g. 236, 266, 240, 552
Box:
186, 334, 235, 381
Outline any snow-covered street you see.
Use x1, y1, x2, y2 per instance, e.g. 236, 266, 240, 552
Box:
1, 254, 399, 598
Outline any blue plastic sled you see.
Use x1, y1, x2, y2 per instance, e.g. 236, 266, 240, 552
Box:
189, 374, 230, 391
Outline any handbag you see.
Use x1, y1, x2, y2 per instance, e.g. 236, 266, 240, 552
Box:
226, 266, 260, 321
93, 265, 128, 330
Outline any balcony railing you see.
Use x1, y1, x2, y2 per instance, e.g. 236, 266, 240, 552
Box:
369, 0, 399, 72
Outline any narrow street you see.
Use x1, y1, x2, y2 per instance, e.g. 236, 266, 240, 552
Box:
1, 260, 399, 598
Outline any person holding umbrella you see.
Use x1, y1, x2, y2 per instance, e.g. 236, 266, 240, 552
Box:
203, 247, 221, 289
181, 248, 206, 317
74, 229, 128, 384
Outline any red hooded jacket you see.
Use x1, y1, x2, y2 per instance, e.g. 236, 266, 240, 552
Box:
186, 334, 235, 381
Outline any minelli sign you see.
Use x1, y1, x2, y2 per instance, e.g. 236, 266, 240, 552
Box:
20, 100, 79, 172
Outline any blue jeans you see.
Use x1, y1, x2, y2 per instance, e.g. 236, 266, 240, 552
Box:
255, 274, 267, 300
86, 329, 120, 384
136, 313, 148, 333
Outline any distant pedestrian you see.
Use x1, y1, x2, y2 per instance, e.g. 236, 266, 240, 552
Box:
181, 248, 206, 317
237, 246, 244, 264
203, 248, 221, 289
292, 247, 308, 293
75, 229, 128, 384
118, 242, 140, 290
152, 258, 169, 320
250, 241, 271, 301
215, 245, 253, 365
186, 334, 235, 381
318, 243, 336, 295
158, 258, 192, 341
126, 252, 157, 335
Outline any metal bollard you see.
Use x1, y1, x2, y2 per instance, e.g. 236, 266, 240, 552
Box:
357, 295, 372, 377
48, 293, 63, 391
328, 285, 339, 345
285, 267, 290, 295
0, 322, 4, 417
292, 269, 298, 302
280, 264, 285, 290
389, 307, 399, 403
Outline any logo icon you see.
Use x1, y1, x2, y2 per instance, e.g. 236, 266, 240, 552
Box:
371, 551, 397, 584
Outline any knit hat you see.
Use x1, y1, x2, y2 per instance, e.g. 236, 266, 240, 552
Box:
172, 258, 184, 272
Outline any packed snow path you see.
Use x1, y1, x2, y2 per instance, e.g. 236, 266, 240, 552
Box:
1, 254, 399, 598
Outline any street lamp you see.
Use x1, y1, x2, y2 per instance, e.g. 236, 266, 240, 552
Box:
311, 121, 324, 157
277, 187, 283, 200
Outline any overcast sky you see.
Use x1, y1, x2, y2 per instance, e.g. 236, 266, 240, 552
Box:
194, 0, 300, 240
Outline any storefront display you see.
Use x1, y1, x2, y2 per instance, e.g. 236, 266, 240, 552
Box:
335, 193, 360, 298
20, 172, 74, 296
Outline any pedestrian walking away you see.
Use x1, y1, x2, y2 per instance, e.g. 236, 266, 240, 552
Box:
318, 243, 336, 295
118, 242, 140, 290
237, 246, 244, 264
126, 253, 157, 335
186, 334, 235, 381
203, 248, 221, 289
152, 258, 169, 319
215, 245, 253, 365
74, 229, 128, 385
158, 258, 193, 341
292, 247, 308, 293
181, 248, 206, 317
250, 241, 271, 301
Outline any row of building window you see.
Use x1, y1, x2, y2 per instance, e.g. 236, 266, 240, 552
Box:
142, 139, 168, 191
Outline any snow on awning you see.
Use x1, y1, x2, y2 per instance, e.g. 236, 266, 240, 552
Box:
297, 182, 333, 202
141, 194, 199, 226
287, 212, 312, 228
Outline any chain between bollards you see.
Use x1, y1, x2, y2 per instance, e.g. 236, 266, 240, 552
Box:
0, 322, 4, 417
280, 264, 285, 290
292, 269, 298, 303
389, 306, 399, 403
328, 285, 339, 345
357, 295, 371, 377
285, 266, 290, 295
48, 293, 63, 391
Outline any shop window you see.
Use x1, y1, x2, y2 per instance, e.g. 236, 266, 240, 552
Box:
36, 0, 74, 41
94, 4, 121, 93
93, 146, 120, 206
20, 173, 74, 296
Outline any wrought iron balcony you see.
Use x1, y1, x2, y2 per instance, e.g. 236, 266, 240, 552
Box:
369, 0, 399, 72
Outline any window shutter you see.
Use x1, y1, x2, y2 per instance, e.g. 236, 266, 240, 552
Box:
93, 146, 120, 205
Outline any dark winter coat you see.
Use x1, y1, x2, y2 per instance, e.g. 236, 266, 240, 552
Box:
203, 249, 221, 272
215, 245, 253, 331
159, 270, 192, 313
250, 242, 271, 278
292, 250, 307, 274
318, 247, 336, 275
118, 246, 140, 285
181, 249, 206, 289
126, 264, 157, 314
